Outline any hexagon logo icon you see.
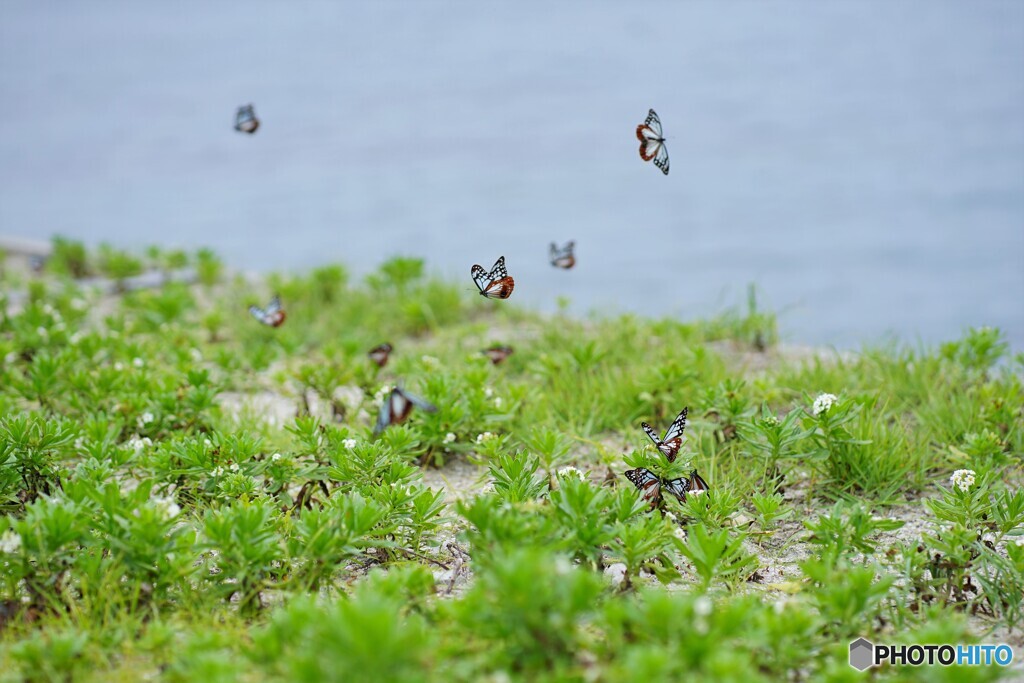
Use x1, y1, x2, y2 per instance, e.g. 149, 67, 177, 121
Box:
849, 638, 874, 671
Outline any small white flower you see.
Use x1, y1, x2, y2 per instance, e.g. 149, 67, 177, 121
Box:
673, 527, 687, 541
484, 387, 494, 398
0, 530, 22, 554
4, 352, 18, 365
271, 453, 282, 462
126, 436, 152, 454
762, 414, 780, 427
139, 412, 155, 426
53, 322, 66, 333
229, 463, 241, 473
132, 357, 144, 368
114, 362, 125, 371
36, 326, 48, 338
443, 432, 457, 444
152, 496, 180, 521
693, 596, 713, 617
950, 469, 976, 493
373, 385, 393, 404
557, 466, 585, 481
68, 332, 83, 345
190, 348, 203, 362
211, 466, 225, 477
42, 303, 55, 315
773, 597, 789, 614
343, 438, 358, 450
493, 397, 503, 408
1014, 538, 1024, 548
812, 393, 838, 417
476, 432, 495, 445
203, 439, 212, 448
553, 557, 573, 575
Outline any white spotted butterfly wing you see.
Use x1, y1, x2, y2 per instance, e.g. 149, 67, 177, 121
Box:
641, 407, 688, 463
471, 256, 515, 299
636, 108, 669, 175
625, 468, 662, 508
249, 295, 286, 327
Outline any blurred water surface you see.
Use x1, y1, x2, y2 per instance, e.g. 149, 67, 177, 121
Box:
1, 1, 1022, 348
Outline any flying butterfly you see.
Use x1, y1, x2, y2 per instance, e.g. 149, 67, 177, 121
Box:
249, 295, 286, 327
641, 407, 688, 463
234, 104, 260, 134
374, 384, 438, 435
482, 345, 514, 365
549, 241, 576, 270
471, 256, 515, 299
636, 108, 669, 175
624, 468, 691, 508
368, 342, 393, 368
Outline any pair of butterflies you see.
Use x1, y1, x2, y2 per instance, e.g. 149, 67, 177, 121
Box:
374, 385, 437, 435
234, 104, 259, 134
249, 296, 286, 327
625, 407, 710, 506
636, 108, 669, 176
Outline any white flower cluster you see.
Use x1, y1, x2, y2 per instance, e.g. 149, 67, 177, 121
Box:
270, 453, 282, 462
138, 412, 155, 428
557, 466, 585, 481
132, 357, 145, 368
421, 355, 440, 368
152, 495, 181, 521
443, 433, 457, 444
0, 530, 22, 554
812, 393, 838, 417
950, 469, 977, 493
373, 385, 393, 404
126, 436, 153, 455
342, 438, 358, 450
211, 466, 225, 477
229, 463, 241, 473
476, 432, 495, 445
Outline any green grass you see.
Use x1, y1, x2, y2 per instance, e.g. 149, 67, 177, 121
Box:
0, 240, 1022, 681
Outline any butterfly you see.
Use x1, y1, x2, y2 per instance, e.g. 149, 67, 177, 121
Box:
374, 385, 438, 435
641, 407, 688, 463
234, 104, 260, 134
368, 342, 393, 368
471, 256, 515, 299
249, 295, 286, 327
636, 108, 669, 175
624, 467, 710, 507
549, 241, 576, 269
482, 345, 514, 365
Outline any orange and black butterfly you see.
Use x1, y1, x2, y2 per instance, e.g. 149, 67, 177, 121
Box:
374, 384, 437, 435
249, 295, 285, 327
636, 108, 669, 175
471, 256, 514, 299
549, 241, 576, 269
482, 345, 514, 365
234, 104, 260, 134
624, 467, 709, 508
368, 343, 393, 368
641, 407, 688, 463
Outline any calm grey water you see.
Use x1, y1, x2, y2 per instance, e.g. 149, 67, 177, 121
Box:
2, 1, 1022, 349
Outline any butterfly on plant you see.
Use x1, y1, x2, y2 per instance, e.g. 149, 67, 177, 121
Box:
248, 295, 286, 327
641, 407, 688, 463
234, 104, 260, 134
471, 256, 515, 299
373, 384, 438, 435
636, 108, 669, 175
549, 241, 576, 270
624, 467, 710, 508
368, 342, 393, 368
482, 345, 514, 365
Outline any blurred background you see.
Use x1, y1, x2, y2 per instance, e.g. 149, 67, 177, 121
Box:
1, 1, 1022, 349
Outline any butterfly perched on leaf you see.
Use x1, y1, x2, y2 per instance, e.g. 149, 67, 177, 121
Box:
624, 467, 709, 508
368, 342, 393, 368
471, 256, 515, 299
374, 385, 438, 435
636, 108, 669, 175
249, 295, 286, 327
549, 241, 576, 270
482, 345, 514, 365
641, 407, 688, 463
234, 104, 260, 134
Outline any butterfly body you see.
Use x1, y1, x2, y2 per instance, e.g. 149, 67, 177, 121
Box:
249, 296, 286, 327
471, 256, 515, 299
549, 241, 576, 269
641, 407, 688, 463
368, 343, 393, 368
234, 104, 260, 134
483, 345, 514, 365
636, 108, 669, 175
374, 385, 438, 435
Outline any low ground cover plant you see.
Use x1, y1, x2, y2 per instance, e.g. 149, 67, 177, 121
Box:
0, 241, 1021, 681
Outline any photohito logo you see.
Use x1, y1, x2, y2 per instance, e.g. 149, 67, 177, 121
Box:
849, 638, 1014, 671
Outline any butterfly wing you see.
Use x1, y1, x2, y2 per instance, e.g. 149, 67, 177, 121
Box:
687, 469, 710, 496
484, 346, 513, 364
659, 407, 688, 462
248, 304, 268, 323
652, 140, 670, 175
625, 468, 662, 507
398, 387, 438, 414
480, 256, 514, 299
644, 109, 663, 138
374, 394, 395, 435
265, 296, 281, 316
368, 343, 392, 367
471, 264, 490, 292
641, 422, 664, 449
663, 476, 690, 504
